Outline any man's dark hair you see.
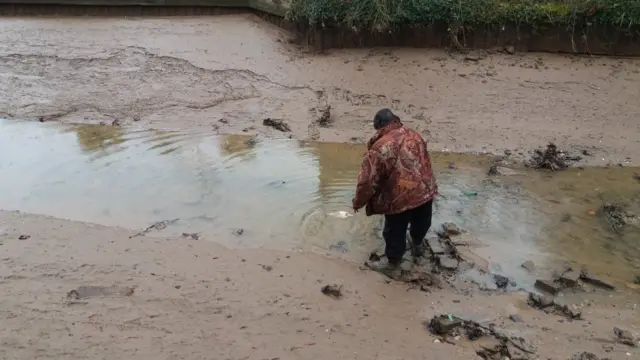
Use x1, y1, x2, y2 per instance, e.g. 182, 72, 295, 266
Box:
373, 108, 399, 130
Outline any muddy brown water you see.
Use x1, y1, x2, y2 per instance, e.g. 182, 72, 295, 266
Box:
1, 119, 639, 290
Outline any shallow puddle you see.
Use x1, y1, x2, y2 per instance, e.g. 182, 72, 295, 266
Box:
0, 119, 639, 288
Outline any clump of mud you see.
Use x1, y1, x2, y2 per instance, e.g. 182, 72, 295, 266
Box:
321, 284, 343, 298
315, 105, 332, 127
525, 143, 581, 170
601, 202, 637, 233
262, 118, 291, 132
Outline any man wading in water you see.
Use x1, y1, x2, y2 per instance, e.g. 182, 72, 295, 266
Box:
352, 108, 438, 277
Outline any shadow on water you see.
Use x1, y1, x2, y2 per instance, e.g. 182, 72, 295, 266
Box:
0, 119, 639, 287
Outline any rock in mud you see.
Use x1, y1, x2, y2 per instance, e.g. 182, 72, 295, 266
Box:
509, 314, 523, 323
263, 118, 291, 132
442, 222, 462, 236
18, 234, 30, 240
528, 293, 555, 309
321, 284, 343, 299
526, 143, 581, 171
426, 236, 447, 255
487, 164, 500, 176
614, 327, 637, 347
67, 285, 135, 299
557, 270, 581, 288
493, 274, 510, 289
579, 271, 615, 290
521, 260, 535, 272
437, 255, 459, 271
429, 315, 463, 335
534, 279, 561, 295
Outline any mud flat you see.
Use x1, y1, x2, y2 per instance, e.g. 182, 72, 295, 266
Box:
0, 15, 639, 166
1, 210, 639, 360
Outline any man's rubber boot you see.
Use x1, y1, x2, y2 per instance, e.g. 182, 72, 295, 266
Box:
365, 258, 402, 279
411, 239, 425, 258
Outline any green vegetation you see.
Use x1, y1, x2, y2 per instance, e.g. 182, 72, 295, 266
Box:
286, 0, 640, 31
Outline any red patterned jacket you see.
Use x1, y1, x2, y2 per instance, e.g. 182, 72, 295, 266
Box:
352, 121, 437, 216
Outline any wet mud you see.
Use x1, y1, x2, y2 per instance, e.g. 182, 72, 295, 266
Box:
0, 15, 639, 166
1, 119, 640, 290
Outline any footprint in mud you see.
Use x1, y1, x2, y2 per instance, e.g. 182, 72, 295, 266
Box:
67, 285, 135, 300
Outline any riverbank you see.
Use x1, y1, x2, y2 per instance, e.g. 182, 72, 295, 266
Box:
0, 209, 638, 359
0, 14, 639, 166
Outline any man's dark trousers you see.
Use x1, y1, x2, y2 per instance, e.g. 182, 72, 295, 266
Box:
382, 200, 433, 264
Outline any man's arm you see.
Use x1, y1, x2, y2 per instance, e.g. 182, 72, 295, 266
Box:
352, 150, 384, 211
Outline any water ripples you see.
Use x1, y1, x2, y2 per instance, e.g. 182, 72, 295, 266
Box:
2, 118, 640, 285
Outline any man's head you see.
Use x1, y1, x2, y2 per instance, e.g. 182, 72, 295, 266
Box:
373, 108, 400, 130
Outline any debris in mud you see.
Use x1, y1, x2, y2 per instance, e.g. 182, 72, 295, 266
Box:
259, 264, 273, 272
527, 293, 555, 309
18, 234, 30, 240
493, 274, 510, 289
315, 105, 332, 127
614, 327, 637, 347
321, 284, 343, 299
526, 143, 581, 170
368, 250, 382, 262
133, 115, 141, 122
521, 260, 535, 272
263, 118, 291, 132
111, 118, 122, 126
534, 279, 560, 295
600, 202, 637, 234
557, 270, 581, 288
509, 314, 523, 323
245, 137, 259, 147
487, 164, 500, 176
527, 293, 582, 320
633, 173, 640, 183
67, 285, 135, 300
426, 314, 536, 359
570, 352, 602, 360
363, 258, 443, 291
442, 222, 462, 236
232, 228, 244, 236
130, 219, 179, 238
181, 232, 199, 240
634, 275, 640, 285
437, 255, 459, 271
579, 271, 616, 290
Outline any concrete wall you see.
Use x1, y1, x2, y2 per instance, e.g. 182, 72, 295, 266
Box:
0, 0, 290, 16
